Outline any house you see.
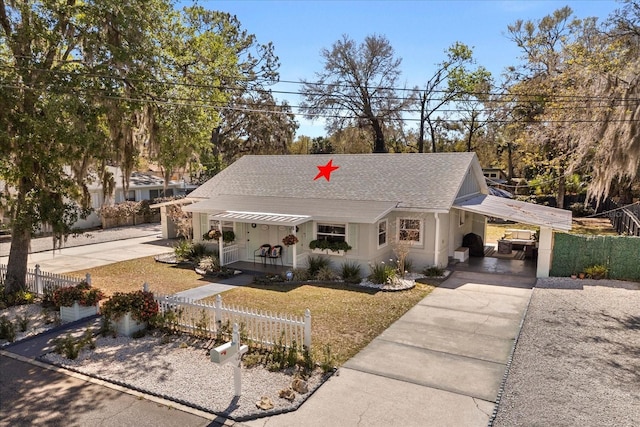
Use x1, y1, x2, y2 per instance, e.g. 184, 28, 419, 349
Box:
482, 167, 508, 184
166, 153, 571, 278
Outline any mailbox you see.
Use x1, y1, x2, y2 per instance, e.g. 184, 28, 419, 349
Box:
211, 342, 236, 364
211, 342, 249, 365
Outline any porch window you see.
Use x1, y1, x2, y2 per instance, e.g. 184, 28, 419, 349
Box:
317, 223, 346, 243
398, 218, 422, 244
378, 219, 388, 247
125, 190, 136, 202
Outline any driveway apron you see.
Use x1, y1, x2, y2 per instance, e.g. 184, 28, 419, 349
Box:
241, 270, 535, 427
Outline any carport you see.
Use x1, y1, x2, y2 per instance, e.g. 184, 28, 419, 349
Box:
454, 194, 572, 278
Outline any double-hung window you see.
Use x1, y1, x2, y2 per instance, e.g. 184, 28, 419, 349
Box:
317, 223, 346, 243
378, 219, 388, 247
398, 218, 422, 244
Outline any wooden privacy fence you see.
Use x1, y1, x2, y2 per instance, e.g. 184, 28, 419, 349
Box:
153, 292, 311, 351
0, 264, 89, 297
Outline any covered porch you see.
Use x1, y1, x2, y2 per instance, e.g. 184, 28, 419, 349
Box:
454, 194, 572, 278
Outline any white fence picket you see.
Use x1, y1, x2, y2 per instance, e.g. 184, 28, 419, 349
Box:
0, 263, 88, 297
153, 292, 311, 350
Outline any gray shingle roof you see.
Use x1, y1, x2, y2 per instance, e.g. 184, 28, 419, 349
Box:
188, 153, 479, 210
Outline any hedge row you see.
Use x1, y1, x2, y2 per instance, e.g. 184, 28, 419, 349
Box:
551, 233, 640, 280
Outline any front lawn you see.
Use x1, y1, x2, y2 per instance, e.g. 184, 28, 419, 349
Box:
70, 257, 435, 366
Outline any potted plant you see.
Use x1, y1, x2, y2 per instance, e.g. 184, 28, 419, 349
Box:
101, 290, 159, 337
282, 234, 299, 246
202, 229, 222, 241
309, 239, 352, 255
53, 282, 104, 323
222, 230, 236, 244
584, 264, 608, 280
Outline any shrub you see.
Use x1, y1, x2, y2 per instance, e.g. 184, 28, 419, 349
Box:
316, 266, 338, 281
307, 255, 332, 278
569, 202, 595, 218
52, 281, 104, 308
197, 256, 220, 273
173, 240, 193, 261
0, 316, 16, 342
52, 330, 95, 360
340, 261, 362, 284
585, 264, 608, 279
423, 265, 446, 277
291, 268, 310, 281
102, 291, 159, 323
368, 262, 396, 284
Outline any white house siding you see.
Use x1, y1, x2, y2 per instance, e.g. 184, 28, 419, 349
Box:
458, 169, 482, 198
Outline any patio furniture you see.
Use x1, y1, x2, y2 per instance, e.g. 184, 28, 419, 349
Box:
268, 245, 283, 266
497, 239, 513, 254
254, 244, 271, 265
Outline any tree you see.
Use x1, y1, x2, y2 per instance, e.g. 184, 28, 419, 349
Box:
415, 42, 480, 153
0, 1, 241, 294
301, 34, 410, 153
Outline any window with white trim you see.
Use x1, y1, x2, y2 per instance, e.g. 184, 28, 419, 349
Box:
317, 223, 346, 243
378, 219, 388, 247
398, 218, 422, 244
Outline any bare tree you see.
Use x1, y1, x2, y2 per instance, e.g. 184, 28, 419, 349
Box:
301, 34, 411, 153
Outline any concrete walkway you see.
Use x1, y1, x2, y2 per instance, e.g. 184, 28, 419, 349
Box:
241, 271, 535, 427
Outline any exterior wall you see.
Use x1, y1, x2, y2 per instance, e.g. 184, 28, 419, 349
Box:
458, 170, 482, 199
448, 209, 487, 259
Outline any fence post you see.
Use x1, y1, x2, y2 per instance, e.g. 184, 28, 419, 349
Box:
143, 282, 149, 292
35, 264, 43, 296
85, 273, 92, 286
304, 308, 311, 350
215, 294, 223, 331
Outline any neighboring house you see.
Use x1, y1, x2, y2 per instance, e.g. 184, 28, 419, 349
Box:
161, 153, 571, 278
482, 167, 508, 185
74, 167, 187, 230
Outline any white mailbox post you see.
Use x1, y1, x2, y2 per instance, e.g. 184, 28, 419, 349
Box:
210, 323, 248, 396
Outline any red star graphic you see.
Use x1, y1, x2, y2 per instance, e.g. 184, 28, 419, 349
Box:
314, 159, 340, 181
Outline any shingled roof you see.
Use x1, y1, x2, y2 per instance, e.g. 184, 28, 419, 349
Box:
188, 152, 483, 211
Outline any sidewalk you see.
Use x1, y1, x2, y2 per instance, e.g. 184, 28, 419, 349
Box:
241, 271, 535, 427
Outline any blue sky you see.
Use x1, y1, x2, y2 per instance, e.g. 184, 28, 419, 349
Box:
188, 0, 622, 137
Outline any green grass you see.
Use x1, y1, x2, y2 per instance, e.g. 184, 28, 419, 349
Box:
71, 257, 435, 366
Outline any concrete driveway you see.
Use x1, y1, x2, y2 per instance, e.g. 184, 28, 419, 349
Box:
241, 271, 535, 427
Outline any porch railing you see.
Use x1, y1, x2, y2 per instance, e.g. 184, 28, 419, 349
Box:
222, 244, 239, 265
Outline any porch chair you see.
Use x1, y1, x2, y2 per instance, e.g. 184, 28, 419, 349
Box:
254, 244, 271, 265
268, 244, 284, 267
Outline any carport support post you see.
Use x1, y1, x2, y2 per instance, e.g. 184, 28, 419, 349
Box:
292, 226, 298, 269
536, 227, 553, 278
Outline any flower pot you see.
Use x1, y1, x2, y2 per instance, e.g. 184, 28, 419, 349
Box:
578, 272, 586, 279
114, 312, 146, 337
60, 302, 99, 323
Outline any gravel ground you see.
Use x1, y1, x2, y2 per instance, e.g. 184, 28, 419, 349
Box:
0, 223, 162, 257
40, 333, 326, 421
493, 277, 640, 427
0, 304, 59, 347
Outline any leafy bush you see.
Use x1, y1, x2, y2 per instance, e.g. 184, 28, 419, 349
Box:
102, 291, 159, 323
368, 262, 396, 284
585, 264, 608, 279
0, 316, 16, 342
340, 261, 362, 284
309, 239, 352, 252
173, 240, 194, 262
307, 255, 332, 278
52, 281, 104, 307
52, 330, 95, 360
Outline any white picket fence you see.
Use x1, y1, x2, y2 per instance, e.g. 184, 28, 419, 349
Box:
221, 244, 239, 265
153, 292, 311, 350
0, 264, 90, 297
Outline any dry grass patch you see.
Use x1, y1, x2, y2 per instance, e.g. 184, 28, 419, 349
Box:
69, 256, 207, 296
204, 282, 434, 366
486, 219, 616, 243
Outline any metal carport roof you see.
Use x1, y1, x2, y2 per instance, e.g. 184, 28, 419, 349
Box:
454, 194, 572, 231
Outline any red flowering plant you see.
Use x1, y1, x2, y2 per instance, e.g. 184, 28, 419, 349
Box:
282, 234, 299, 246
52, 281, 105, 308
101, 290, 159, 323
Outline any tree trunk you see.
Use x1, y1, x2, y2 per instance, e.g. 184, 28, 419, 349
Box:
5, 226, 30, 294
371, 119, 386, 153
556, 165, 566, 209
